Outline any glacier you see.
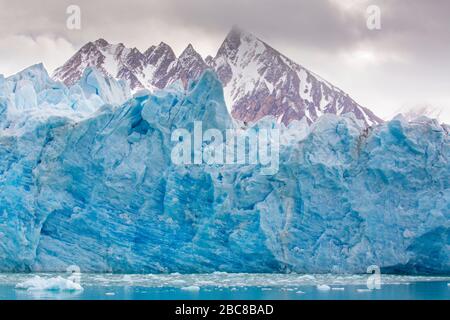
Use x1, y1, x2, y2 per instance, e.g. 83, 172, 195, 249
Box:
0, 65, 448, 274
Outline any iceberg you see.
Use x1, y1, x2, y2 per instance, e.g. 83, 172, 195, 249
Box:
0, 66, 448, 274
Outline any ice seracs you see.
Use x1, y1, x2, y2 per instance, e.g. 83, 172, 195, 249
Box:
0, 63, 130, 135
392, 104, 450, 124
77, 67, 130, 106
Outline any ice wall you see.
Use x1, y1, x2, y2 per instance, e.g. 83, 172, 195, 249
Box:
0, 68, 448, 274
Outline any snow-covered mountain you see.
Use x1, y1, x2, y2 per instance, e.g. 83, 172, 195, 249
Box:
53, 39, 207, 93
53, 38, 148, 89
209, 27, 382, 126
53, 27, 382, 126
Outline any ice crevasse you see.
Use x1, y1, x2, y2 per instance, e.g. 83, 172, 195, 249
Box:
0, 66, 448, 274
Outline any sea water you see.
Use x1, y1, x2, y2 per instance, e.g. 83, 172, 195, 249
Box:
0, 273, 448, 300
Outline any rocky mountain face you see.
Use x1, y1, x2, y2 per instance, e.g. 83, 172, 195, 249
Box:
209, 27, 383, 125
53, 27, 383, 126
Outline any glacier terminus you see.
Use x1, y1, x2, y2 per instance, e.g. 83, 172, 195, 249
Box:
0, 61, 448, 275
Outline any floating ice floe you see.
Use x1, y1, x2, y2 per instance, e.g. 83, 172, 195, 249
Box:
331, 287, 345, 291
317, 284, 331, 291
15, 276, 83, 292
181, 285, 201, 292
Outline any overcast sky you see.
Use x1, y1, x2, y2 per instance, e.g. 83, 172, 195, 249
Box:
0, 0, 449, 119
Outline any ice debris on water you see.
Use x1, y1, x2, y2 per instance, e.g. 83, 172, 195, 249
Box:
317, 284, 331, 291
181, 286, 201, 292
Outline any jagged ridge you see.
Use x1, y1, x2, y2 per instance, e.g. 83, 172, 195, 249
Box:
53, 27, 383, 127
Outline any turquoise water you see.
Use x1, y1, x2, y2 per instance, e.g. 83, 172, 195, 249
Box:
0, 273, 449, 300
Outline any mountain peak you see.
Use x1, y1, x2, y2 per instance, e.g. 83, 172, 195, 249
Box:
143, 45, 156, 57
94, 38, 109, 47
129, 47, 142, 55
160, 43, 208, 89
179, 43, 201, 60
216, 26, 261, 61
157, 41, 172, 50
144, 42, 176, 66
149, 42, 176, 60
225, 26, 256, 42
52, 29, 383, 126
182, 43, 195, 52
228, 25, 248, 38
219, 27, 243, 55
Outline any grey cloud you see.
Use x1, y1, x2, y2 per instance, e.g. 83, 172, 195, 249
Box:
1, 0, 449, 55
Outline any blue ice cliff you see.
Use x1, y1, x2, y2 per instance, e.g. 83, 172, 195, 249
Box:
0, 65, 448, 274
